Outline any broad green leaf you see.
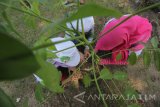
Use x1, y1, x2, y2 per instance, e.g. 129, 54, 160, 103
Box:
35, 84, 44, 102
82, 74, 92, 87
47, 45, 56, 50
34, 36, 47, 60
124, 87, 138, 98
0, 88, 16, 107
46, 39, 56, 50
0, 31, 40, 80
116, 53, 122, 61
34, 37, 57, 59
128, 52, 137, 65
35, 55, 64, 93
151, 36, 159, 48
46, 51, 57, 59
63, 3, 122, 23
154, 50, 160, 71
128, 104, 141, 107
99, 68, 113, 80
143, 50, 151, 67
113, 71, 127, 80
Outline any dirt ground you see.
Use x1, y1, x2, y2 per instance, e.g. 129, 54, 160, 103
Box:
1, 60, 160, 107
1, 0, 160, 107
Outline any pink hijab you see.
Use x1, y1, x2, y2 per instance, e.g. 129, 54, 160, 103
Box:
95, 15, 152, 65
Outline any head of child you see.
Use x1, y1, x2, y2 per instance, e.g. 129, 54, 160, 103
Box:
51, 37, 83, 68
66, 16, 94, 33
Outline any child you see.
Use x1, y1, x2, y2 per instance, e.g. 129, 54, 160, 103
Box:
65, 16, 95, 57
48, 37, 84, 70
34, 37, 84, 84
95, 15, 152, 65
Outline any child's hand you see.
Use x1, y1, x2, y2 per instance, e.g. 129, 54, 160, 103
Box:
84, 49, 90, 58
69, 67, 76, 72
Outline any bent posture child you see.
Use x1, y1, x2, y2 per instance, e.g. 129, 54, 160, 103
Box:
34, 37, 84, 84
95, 15, 152, 65
65, 16, 94, 57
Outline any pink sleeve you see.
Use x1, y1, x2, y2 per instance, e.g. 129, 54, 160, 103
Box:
95, 28, 128, 51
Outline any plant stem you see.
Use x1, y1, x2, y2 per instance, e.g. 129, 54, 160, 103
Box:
0, 2, 52, 23
91, 52, 108, 107
80, 17, 95, 51
79, 19, 106, 104
98, 48, 160, 59
32, 36, 83, 51
95, 63, 123, 106
76, 55, 91, 71
54, 42, 85, 54
0, 2, 68, 31
1, 36, 84, 62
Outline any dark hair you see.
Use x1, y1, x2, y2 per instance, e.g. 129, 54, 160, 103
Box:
97, 50, 112, 59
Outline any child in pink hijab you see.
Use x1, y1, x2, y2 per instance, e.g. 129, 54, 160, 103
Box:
95, 15, 152, 65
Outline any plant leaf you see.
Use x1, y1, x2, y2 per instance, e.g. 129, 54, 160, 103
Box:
46, 39, 56, 50
0, 88, 16, 107
35, 84, 44, 102
116, 53, 122, 61
34, 36, 47, 60
151, 36, 159, 48
113, 71, 127, 80
143, 50, 151, 67
128, 52, 137, 65
82, 74, 92, 87
63, 3, 122, 23
0, 31, 40, 80
35, 55, 64, 93
46, 51, 57, 59
124, 87, 138, 98
99, 68, 113, 80
128, 104, 141, 107
34, 37, 57, 59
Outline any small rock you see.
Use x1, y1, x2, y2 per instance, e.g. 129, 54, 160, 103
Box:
16, 98, 21, 103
